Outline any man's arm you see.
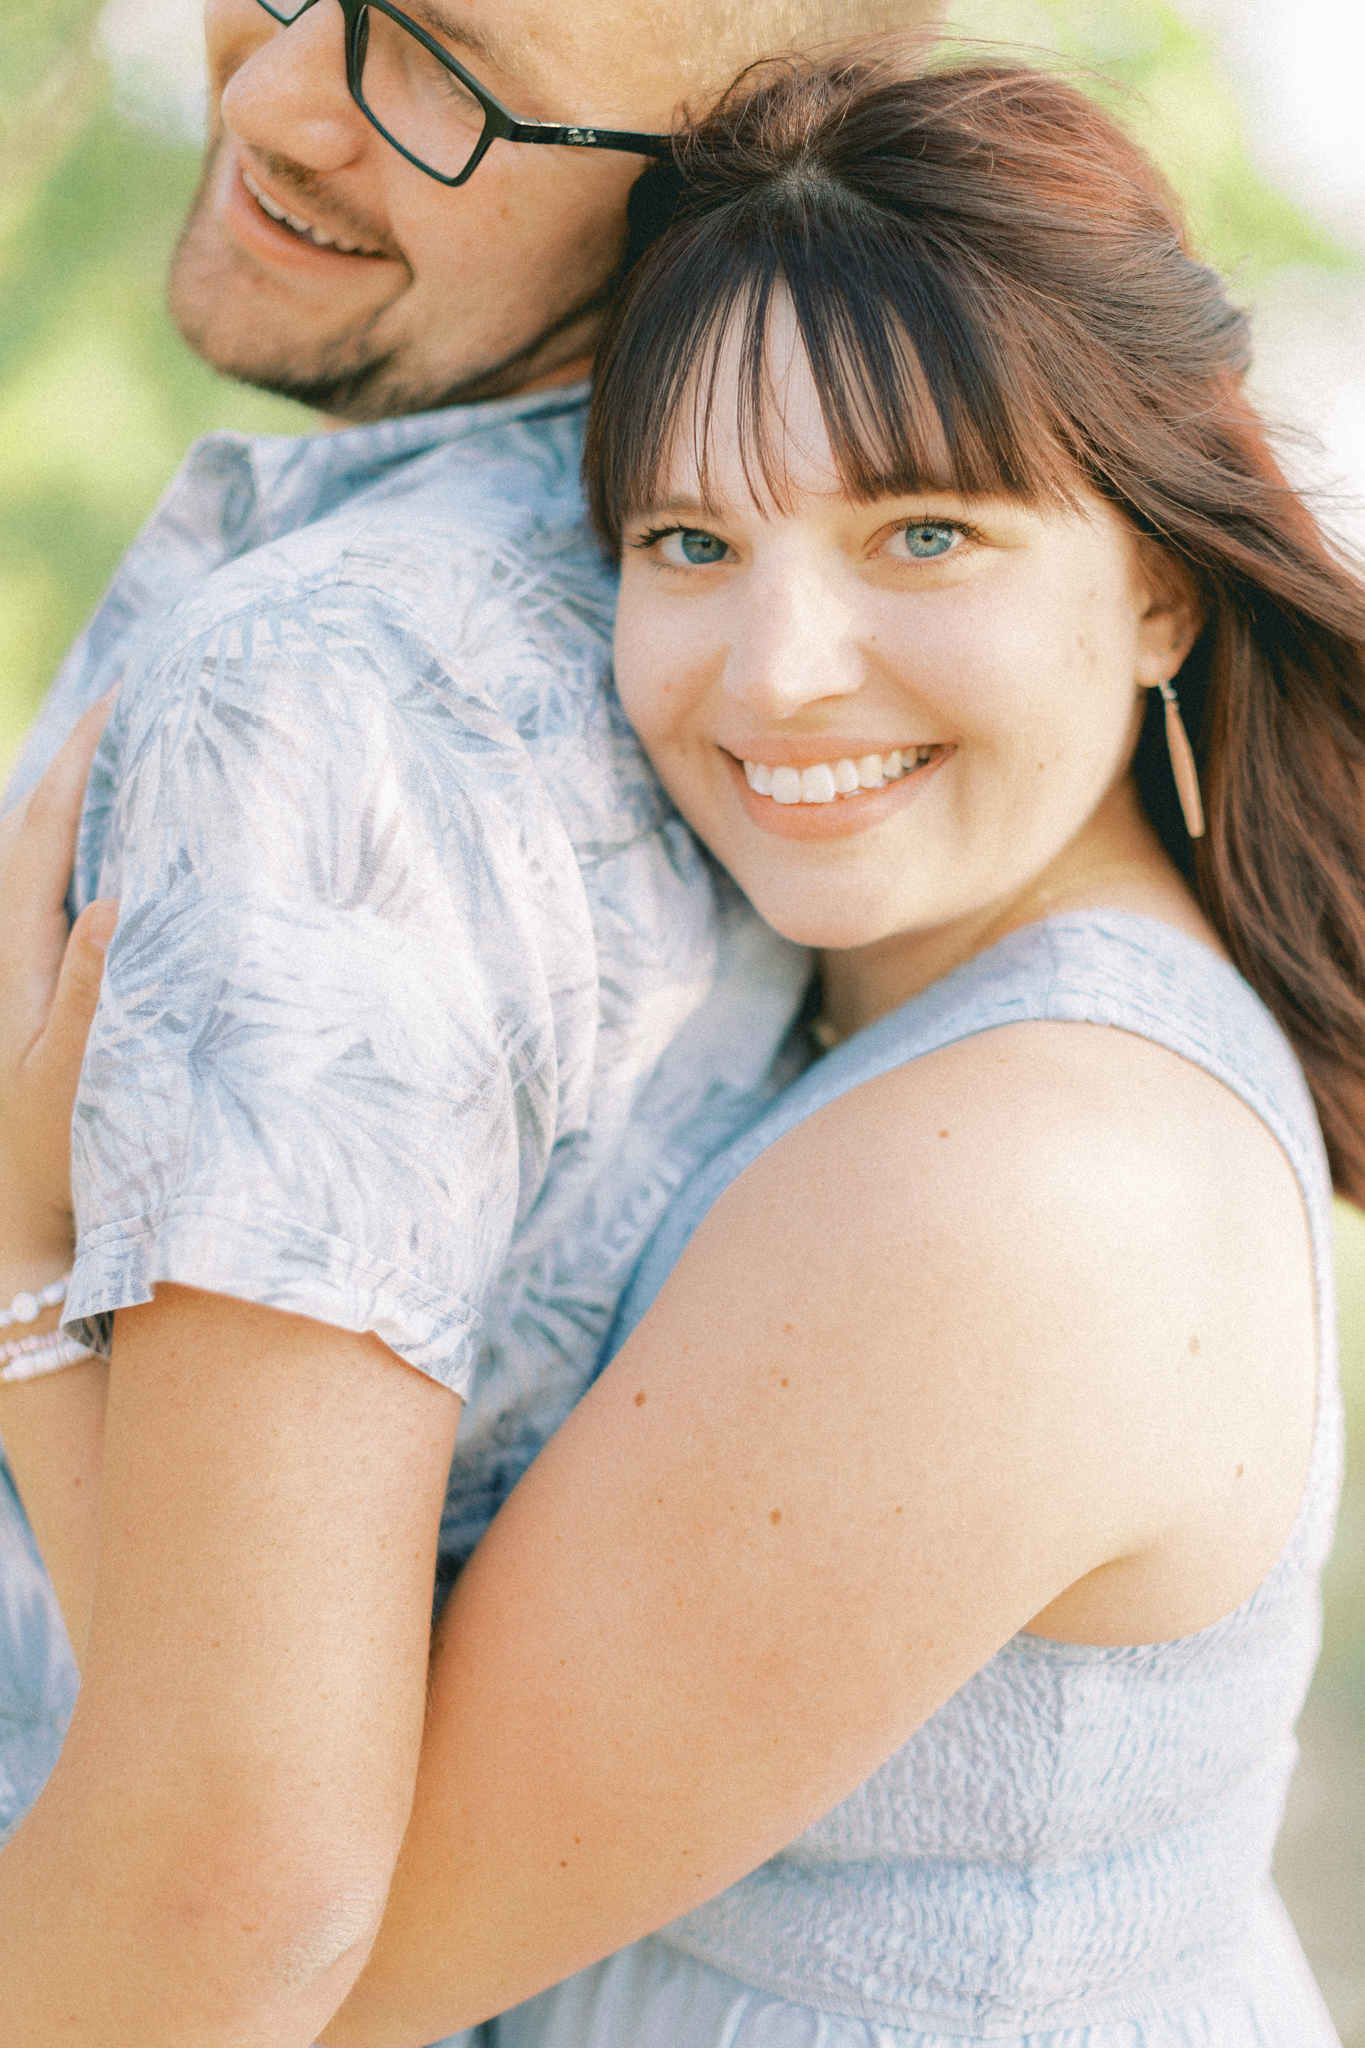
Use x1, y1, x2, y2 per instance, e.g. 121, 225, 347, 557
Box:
0, 1285, 459, 2046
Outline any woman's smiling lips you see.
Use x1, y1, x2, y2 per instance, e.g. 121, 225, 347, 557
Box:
721, 744, 953, 840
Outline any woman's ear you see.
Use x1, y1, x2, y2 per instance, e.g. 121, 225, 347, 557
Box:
1132, 537, 1202, 690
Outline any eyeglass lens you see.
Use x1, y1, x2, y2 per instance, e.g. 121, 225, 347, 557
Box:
353, 7, 487, 180
257, 0, 488, 181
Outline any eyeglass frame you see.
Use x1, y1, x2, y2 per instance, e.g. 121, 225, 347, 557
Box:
252, 0, 673, 186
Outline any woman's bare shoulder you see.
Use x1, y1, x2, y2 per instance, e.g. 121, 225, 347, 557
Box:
714, 1014, 1318, 1639
788, 1013, 1305, 1253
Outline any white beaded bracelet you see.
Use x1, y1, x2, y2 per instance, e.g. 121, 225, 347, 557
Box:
0, 1272, 70, 1331
1, 1330, 97, 1384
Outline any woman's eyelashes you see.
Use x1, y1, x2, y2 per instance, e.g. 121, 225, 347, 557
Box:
629, 517, 977, 570
880, 518, 971, 562
632, 525, 734, 567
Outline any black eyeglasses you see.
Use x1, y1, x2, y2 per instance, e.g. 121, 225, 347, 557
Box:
253, 0, 672, 186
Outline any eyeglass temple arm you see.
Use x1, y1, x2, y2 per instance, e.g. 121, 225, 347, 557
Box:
502, 119, 672, 157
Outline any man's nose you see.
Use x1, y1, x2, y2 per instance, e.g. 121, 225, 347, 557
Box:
721, 566, 866, 719
220, 0, 371, 174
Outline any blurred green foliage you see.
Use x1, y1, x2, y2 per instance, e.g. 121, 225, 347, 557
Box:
943, 0, 1349, 283
0, 10, 310, 764
1328, 1203, 1365, 1695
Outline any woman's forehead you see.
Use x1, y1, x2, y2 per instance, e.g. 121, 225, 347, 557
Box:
652, 297, 962, 517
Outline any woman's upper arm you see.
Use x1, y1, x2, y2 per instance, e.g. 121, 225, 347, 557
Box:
0, 1283, 461, 2048
334, 1022, 1308, 2044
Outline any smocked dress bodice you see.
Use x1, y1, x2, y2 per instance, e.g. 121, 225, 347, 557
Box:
493, 913, 1343, 2047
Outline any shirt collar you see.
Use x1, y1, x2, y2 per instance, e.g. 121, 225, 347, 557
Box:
196, 380, 592, 546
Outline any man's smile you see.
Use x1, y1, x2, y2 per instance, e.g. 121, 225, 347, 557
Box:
241, 169, 383, 255
215, 145, 404, 279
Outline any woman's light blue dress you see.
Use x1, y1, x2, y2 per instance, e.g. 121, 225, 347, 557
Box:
492, 913, 1344, 2047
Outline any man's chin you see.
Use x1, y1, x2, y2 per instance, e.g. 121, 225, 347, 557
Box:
166, 138, 612, 423
168, 222, 526, 423
172, 297, 402, 421
165, 146, 418, 420
169, 237, 394, 421
171, 240, 597, 421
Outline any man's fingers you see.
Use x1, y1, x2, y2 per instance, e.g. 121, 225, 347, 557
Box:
27, 900, 118, 1100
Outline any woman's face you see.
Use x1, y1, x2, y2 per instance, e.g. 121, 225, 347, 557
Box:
613, 316, 1193, 955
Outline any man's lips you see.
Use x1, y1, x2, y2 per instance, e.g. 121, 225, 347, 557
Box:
241, 169, 383, 254
221, 154, 400, 272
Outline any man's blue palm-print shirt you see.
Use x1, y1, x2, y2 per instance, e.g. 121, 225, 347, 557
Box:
0, 385, 808, 1842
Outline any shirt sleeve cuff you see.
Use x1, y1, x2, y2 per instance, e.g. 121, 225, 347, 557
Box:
64, 1201, 482, 1400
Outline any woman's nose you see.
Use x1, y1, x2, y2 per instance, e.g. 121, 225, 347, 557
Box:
219, 0, 371, 174
721, 567, 866, 718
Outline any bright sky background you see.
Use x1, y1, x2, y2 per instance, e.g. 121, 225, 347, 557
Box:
1184, 0, 1365, 247
1187, 0, 1365, 548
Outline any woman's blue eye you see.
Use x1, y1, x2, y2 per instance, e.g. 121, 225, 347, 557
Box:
678, 529, 729, 565
633, 525, 734, 568
901, 522, 958, 559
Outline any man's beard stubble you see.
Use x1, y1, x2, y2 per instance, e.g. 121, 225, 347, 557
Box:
168, 138, 619, 423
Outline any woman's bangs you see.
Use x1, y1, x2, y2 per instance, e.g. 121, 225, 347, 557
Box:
598, 219, 1078, 539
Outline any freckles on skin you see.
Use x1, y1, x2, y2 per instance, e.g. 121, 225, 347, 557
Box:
617, 493, 1153, 957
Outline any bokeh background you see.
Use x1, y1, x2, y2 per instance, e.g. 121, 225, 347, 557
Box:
1, 0, 1362, 2031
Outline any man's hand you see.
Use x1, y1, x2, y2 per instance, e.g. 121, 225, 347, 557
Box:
0, 696, 118, 1287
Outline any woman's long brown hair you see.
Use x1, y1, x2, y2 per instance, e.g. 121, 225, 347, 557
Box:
586, 55, 1365, 1199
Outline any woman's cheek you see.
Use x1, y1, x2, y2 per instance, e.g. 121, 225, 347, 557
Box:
615, 607, 710, 756
611, 601, 666, 748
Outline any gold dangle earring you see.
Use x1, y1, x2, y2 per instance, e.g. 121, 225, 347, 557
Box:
1156, 677, 1205, 840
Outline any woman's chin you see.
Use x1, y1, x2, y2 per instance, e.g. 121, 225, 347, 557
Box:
737, 891, 916, 954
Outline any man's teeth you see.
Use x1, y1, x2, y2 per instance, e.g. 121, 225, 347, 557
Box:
243, 170, 364, 252
744, 747, 934, 805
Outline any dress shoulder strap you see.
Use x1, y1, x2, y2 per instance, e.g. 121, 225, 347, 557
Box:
608, 911, 1336, 1386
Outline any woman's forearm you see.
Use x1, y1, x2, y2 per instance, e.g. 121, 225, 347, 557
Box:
1, 1346, 108, 1664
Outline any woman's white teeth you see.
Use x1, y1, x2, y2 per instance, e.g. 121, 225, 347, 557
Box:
243, 171, 354, 250
800, 764, 837, 804
744, 748, 933, 805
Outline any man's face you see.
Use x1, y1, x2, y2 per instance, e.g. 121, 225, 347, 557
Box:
174, 0, 705, 419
